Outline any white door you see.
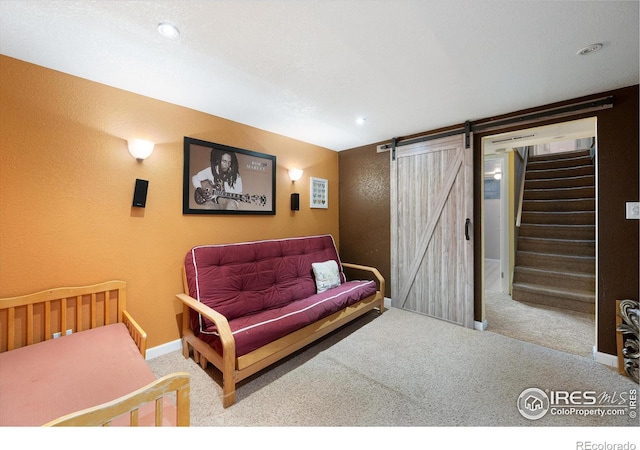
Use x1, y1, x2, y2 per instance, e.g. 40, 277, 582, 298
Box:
391, 133, 474, 327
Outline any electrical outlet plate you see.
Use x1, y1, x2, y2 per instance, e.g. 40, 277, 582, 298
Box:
626, 202, 640, 220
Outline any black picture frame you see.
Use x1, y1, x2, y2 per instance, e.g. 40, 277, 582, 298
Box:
183, 137, 276, 215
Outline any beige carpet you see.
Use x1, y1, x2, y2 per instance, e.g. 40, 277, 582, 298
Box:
147, 306, 637, 428
484, 289, 595, 358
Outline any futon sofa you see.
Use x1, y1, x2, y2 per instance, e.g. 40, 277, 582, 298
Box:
176, 234, 385, 407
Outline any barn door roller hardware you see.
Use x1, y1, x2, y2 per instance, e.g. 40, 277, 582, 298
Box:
381, 95, 613, 157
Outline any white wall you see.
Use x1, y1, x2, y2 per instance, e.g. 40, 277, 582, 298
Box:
484, 194, 501, 260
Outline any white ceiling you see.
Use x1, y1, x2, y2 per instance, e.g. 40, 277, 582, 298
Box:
1, 0, 638, 151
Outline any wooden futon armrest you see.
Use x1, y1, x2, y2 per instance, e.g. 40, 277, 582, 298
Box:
341, 263, 386, 295
43, 372, 191, 427
175, 293, 236, 357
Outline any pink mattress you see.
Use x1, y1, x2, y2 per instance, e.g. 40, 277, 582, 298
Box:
0, 323, 175, 426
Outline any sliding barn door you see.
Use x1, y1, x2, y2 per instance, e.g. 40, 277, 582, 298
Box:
391, 133, 474, 328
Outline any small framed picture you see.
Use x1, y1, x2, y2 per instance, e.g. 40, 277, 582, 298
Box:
310, 177, 328, 209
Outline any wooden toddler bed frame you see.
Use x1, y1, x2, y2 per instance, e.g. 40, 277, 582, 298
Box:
0, 280, 190, 426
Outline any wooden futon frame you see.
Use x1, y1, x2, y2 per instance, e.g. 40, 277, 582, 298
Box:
178, 261, 385, 408
0, 280, 190, 426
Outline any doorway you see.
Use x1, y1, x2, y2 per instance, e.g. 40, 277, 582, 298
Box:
481, 117, 597, 358
483, 154, 509, 294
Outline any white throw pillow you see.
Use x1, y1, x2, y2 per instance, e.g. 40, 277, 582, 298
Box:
312, 260, 341, 293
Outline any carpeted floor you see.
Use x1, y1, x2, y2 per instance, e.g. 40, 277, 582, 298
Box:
147, 306, 637, 428
483, 258, 595, 358
484, 289, 595, 358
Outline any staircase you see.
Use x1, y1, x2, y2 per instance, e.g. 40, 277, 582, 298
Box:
511, 149, 595, 314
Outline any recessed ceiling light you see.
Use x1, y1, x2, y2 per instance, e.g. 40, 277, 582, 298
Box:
577, 43, 603, 56
158, 21, 180, 39
356, 117, 367, 125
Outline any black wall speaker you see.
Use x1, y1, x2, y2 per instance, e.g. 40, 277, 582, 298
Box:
132, 179, 149, 208
290, 193, 300, 211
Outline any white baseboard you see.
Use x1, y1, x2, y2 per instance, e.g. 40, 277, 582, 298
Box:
593, 347, 618, 369
145, 338, 182, 361
474, 320, 488, 331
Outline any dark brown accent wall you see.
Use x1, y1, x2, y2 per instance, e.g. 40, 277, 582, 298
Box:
339, 85, 639, 357
591, 85, 639, 355
338, 145, 391, 297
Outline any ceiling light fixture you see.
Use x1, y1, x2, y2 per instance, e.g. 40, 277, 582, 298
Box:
577, 43, 603, 56
356, 117, 367, 125
158, 21, 180, 39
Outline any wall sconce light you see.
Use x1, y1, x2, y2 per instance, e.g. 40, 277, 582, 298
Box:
127, 139, 155, 160
288, 168, 303, 182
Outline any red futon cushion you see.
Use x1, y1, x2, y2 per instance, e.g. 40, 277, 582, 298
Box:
184, 235, 377, 356
185, 235, 346, 325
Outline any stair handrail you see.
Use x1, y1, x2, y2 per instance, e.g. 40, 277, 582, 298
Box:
515, 147, 529, 228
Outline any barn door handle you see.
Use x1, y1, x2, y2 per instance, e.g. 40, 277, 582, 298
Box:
465, 218, 471, 241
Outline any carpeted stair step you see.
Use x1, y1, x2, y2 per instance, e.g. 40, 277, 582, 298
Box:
525, 174, 595, 190
522, 198, 594, 212
527, 152, 592, 171
524, 186, 594, 200
515, 251, 595, 274
520, 210, 595, 225
517, 236, 594, 257
525, 165, 594, 180
511, 282, 595, 314
513, 266, 595, 292
528, 149, 590, 161
518, 224, 595, 240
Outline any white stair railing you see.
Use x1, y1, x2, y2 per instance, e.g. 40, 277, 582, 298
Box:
515, 147, 529, 228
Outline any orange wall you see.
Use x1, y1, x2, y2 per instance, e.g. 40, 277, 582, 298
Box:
0, 55, 340, 348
